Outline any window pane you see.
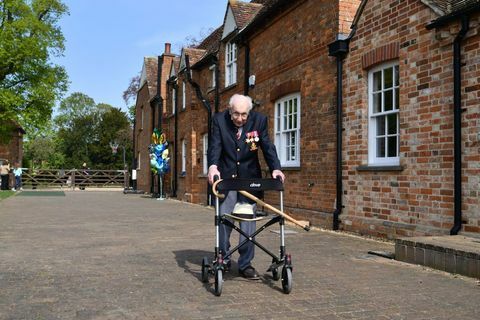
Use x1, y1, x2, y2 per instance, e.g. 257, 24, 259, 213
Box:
394, 65, 399, 86
384, 89, 393, 111
373, 93, 382, 113
293, 113, 297, 129
293, 98, 297, 114
376, 116, 386, 136
376, 137, 385, 158
373, 71, 381, 91
384, 67, 393, 89
387, 113, 398, 135
276, 104, 280, 131
291, 131, 296, 145
388, 136, 398, 157
291, 146, 296, 160
394, 88, 399, 110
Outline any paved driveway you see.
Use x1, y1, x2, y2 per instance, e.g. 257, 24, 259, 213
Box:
0, 191, 479, 319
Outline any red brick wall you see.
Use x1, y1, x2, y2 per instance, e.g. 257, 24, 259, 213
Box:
211, 0, 343, 227
342, 0, 480, 238
0, 129, 23, 166
134, 83, 154, 193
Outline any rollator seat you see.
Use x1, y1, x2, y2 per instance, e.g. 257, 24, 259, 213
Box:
223, 213, 269, 222
231, 202, 255, 219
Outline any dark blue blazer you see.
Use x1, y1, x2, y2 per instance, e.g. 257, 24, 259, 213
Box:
208, 110, 281, 183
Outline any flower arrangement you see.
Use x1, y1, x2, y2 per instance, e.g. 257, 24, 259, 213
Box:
245, 130, 260, 151
149, 129, 170, 175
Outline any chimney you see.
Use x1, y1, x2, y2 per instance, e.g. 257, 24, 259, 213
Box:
165, 43, 171, 54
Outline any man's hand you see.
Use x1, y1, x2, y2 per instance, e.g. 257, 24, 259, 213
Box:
208, 165, 221, 185
272, 169, 285, 183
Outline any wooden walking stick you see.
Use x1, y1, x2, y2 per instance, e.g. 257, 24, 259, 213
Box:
212, 179, 310, 231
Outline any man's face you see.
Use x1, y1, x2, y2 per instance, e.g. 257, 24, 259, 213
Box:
230, 99, 250, 127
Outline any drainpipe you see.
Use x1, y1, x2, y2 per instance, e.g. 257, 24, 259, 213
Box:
132, 118, 137, 190
427, 13, 471, 235
150, 97, 156, 196
450, 15, 469, 235
167, 76, 179, 197
213, 56, 220, 113
184, 54, 213, 205
328, 38, 349, 230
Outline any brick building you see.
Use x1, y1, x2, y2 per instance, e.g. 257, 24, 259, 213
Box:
0, 122, 25, 166
161, 0, 361, 228
133, 44, 176, 194
339, 0, 480, 238
134, 0, 479, 239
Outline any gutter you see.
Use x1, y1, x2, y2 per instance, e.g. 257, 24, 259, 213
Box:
328, 38, 350, 230
427, 12, 473, 235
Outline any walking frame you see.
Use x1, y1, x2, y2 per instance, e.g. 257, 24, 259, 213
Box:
201, 177, 310, 296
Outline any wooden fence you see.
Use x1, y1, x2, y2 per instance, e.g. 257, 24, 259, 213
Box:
21, 169, 128, 190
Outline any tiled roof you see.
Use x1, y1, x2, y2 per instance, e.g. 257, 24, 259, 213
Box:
196, 25, 223, 56
235, 0, 293, 36
183, 48, 207, 68
421, 0, 480, 15
144, 57, 158, 98
230, 0, 263, 30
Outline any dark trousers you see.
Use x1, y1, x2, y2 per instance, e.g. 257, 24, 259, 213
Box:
15, 176, 22, 189
1, 174, 9, 190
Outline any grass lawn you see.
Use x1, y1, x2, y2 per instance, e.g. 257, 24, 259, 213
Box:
0, 190, 15, 201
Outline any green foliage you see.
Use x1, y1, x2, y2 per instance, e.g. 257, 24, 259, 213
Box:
0, 0, 69, 142
54, 92, 132, 169
0, 190, 15, 201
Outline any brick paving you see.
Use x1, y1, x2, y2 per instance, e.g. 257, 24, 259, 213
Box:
0, 191, 479, 319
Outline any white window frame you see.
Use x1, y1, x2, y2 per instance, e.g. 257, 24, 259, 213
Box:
202, 134, 208, 175
140, 106, 144, 130
209, 64, 216, 89
181, 139, 187, 174
225, 41, 237, 87
274, 93, 301, 167
368, 61, 400, 166
172, 87, 176, 114
137, 152, 141, 170
182, 82, 186, 110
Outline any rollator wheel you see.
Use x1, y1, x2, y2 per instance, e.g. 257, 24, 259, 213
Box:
281, 267, 292, 294
201, 257, 209, 283
214, 269, 223, 296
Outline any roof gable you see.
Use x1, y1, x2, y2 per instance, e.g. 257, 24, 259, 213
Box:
179, 48, 206, 71
139, 57, 158, 96
222, 0, 262, 40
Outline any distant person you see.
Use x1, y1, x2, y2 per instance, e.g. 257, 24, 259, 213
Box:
0, 159, 10, 190
80, 162, 89, 190
12, 162, 23, 191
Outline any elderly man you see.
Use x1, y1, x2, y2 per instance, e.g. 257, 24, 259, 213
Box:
208, 94, 284, 279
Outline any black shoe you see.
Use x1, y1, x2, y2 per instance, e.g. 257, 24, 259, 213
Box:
239, 266, 260, 280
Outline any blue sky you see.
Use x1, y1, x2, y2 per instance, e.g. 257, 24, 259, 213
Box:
56, 0, 228, 111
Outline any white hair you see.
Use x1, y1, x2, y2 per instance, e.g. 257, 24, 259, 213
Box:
228, 94, 253, 112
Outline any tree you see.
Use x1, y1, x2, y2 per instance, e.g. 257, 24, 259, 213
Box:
122, 74, 140, 122
55, 93, 132, 169
0, 0, 69, 142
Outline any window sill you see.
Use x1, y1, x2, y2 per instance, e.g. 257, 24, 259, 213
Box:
220, 83, 237, 93
281, 166, 301, 171
356, 165, 404, 172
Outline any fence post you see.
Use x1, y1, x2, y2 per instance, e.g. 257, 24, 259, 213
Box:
71, 170, 76, 190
